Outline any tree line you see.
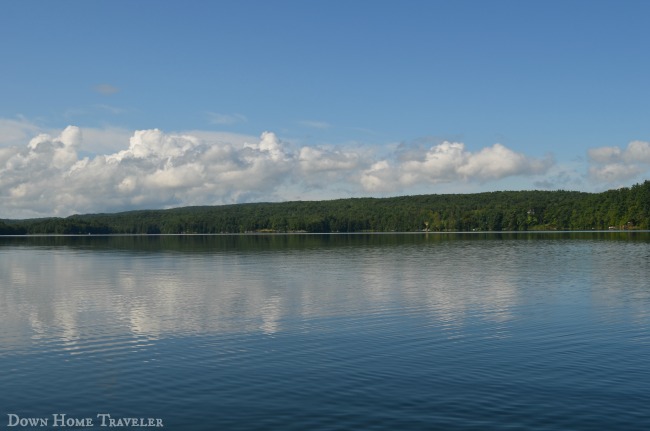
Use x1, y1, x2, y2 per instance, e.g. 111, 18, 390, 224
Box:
2, 180, 649, 235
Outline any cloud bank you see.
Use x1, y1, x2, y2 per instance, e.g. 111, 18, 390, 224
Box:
2, 125, 557, 218
361, 142, 554, 192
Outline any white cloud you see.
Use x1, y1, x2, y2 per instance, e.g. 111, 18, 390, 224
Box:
0, 118, 134, 156
77, 126, 133, 154
360, 160, 397, 192
0, 127, 304, 217
587, 146, 622, 164
297, 145, 363, 189
458, 143, 551, 180
0, 125, 558, 218
588, 140, 650, 184
298, 146, 360, 172
624, 140, 650, 163
588, 163, 644, 183
361, 141, 553, 192
106, 129, 202, 162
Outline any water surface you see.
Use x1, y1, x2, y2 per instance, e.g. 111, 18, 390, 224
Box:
1, 233, 649, 430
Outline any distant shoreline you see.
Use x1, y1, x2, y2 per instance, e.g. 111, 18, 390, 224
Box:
2, 230, 650, 237
2, 181, 649, 234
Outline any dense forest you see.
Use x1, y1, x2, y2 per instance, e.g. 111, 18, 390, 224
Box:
1, 180, 649, 235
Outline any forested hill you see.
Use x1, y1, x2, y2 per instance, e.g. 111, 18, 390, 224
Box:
2, 180, 649, 235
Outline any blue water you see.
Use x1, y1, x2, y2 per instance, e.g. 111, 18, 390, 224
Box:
1, 233, 649, 430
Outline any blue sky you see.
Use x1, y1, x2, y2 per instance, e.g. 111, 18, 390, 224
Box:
1, 1, 649, 218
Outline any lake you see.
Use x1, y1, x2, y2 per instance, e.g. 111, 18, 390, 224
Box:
1, 232, 649, 430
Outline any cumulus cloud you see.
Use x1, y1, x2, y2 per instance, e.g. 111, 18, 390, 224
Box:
0, 126, 556, 218
588, 140, 650, 183
360, 141, 553, 192
77, 126, 133, 154
1, 127, 306, 217
297, 146, 362, 188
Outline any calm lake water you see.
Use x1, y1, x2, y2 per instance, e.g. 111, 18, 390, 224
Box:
1, 232, 649, 430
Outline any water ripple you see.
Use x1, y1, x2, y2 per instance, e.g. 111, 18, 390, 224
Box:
1, 234, 650, 430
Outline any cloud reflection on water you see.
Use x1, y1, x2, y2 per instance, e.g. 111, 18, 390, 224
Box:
0, 234, 648, 355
